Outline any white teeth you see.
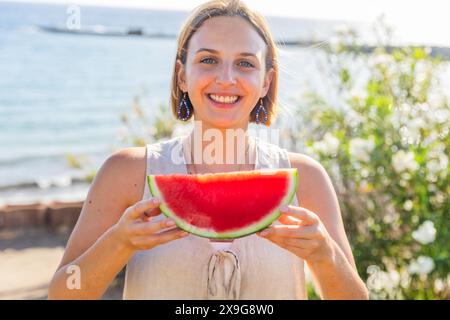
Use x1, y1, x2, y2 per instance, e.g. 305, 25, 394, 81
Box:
209, 94, 239, 104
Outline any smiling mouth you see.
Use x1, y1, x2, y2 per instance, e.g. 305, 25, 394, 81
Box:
206, 94, 242, 107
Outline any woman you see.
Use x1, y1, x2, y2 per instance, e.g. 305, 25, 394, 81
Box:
48, 0, 368, 300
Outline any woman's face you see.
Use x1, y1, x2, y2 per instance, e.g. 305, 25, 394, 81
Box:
177, 16, 275, 129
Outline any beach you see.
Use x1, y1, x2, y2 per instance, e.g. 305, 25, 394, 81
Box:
0, 201, 124, 299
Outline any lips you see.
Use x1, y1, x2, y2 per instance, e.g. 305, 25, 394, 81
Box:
206, 93, 242, 108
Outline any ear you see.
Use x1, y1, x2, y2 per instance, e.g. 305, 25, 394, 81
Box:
176, 59, 188, 92
262, 67, 275, 97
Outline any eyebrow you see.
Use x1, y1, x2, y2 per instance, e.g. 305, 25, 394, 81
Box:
195, 48, 258, 58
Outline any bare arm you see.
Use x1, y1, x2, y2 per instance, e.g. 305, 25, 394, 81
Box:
290, 152, 368, 299
47, 148, 187, 299
257, 153, 368, 299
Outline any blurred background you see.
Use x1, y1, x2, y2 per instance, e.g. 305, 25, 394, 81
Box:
0, 0, 448, 299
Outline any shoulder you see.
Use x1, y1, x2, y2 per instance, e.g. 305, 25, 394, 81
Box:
95, 146, 147, 206
106, 146, 147, 165
103, 146, 147, 174
287, 152, 335, 206
288, 152, 327, 175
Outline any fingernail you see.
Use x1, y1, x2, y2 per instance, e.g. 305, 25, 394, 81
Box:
260, 229, 270, 237
280, 205, 289, 212
166, 220, 175, 226
150, 198, 160, 205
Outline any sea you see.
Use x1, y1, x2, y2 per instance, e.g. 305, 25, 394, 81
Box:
0, 1, 448, 205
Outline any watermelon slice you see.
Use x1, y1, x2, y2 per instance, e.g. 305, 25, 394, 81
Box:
147, 168, 298, 239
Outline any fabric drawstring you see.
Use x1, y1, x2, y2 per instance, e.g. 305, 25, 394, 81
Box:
206, 250, 241, 299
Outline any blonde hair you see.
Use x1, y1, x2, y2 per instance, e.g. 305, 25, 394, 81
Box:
170, 0, 279, 126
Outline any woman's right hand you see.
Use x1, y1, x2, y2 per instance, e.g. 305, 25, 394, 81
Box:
111, 197, 189, 252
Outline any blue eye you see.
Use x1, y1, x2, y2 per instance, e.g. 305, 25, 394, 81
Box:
200, 57, 216, 64
239, 60, 254, 68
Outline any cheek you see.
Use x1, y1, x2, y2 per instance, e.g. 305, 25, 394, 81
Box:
240, 69, 263, 85
187, 68, 214, 91
241, 73, 263, 95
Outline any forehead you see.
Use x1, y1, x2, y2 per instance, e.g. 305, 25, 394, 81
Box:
188, 16, 266, 58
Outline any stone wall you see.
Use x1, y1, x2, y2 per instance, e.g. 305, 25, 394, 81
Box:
0, 201, 83, 231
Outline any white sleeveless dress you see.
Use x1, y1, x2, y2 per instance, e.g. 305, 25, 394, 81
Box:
123, 133, 306, 300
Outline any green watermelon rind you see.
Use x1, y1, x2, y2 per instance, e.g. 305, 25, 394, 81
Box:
148, 168, 298, 239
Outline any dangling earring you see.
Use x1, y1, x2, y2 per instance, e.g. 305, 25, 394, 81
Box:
255, 98, 268, 124
178, 92, 191, 121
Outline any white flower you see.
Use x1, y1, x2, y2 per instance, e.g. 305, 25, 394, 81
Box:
434, 278, 445, 292
415, 62, 430, 83
366, 265, 400, 292
425, 147, 447, 182
346, 109, 365, 128
407, 117, 426, 140
392, 103, 411, 129
410, 103, 449, 127
403, 199, 414, 211
408, 256, 435, 275
392, 150, 419, 173
430, 192, 445, 207
349, 137, 375, 163
426, 153, 448, 178
366, 265, 385, 291
412, 220, 436, 245
388, 270, 401, 287
312, 133, 340, 156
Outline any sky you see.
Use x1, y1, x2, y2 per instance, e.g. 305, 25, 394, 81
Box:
6, 0, 450, 46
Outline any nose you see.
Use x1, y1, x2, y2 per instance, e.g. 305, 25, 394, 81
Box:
216, 63, 237, 86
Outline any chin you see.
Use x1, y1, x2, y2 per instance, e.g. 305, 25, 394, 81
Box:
209, 118, 240, 129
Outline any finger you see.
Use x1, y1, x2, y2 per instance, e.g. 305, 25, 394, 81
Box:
261, 235, 316, 252
125, 198, 160, 220
133, 228, 189, 247
275, 237, 317, 249
278, 214, 302, 225
132, 218, 178, 236
143, 206, 161, 221
261, 224, 320, 240
279, 205, 318, 226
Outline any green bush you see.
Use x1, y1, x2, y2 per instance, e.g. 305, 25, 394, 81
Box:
287, 24, 449, 299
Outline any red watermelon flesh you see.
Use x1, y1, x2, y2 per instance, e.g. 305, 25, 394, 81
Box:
148, 168, 298, 239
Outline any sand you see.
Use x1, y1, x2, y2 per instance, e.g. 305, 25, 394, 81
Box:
0, 228, 124, 300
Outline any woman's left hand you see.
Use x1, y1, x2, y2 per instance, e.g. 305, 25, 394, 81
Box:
257, 205, 335, 263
